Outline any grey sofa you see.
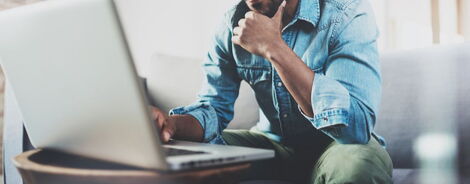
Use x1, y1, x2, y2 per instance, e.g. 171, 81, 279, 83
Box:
374, 43, 470, 183
3, 43, 470, 184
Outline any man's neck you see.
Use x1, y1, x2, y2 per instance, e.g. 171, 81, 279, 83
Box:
283, 0, 299, 27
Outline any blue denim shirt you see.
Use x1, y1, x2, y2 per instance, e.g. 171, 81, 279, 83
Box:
171, 0, 384, 146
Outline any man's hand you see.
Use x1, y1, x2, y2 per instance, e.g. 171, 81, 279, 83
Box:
150, 106, 204, 143
232, 0, 287, 58
150, 106, 176, 143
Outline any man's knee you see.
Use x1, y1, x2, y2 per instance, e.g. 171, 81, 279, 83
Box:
316, 156, 391, 184
312, 140, 393, 184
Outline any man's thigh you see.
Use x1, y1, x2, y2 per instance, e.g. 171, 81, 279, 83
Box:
312, 138, 393, 184
222, 129, 295, 181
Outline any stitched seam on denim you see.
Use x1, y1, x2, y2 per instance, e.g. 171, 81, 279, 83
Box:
315, 120, 348, 129
298, 16, 313, 25
283, 30, 299, 127
205, 105, 219, 141
328, 13, 343, 48
324, 0, 354, 10
313, 109, 348, 119
317, 17, 342, 32
314, 0, 321, 25
314, 115, 348, 129
340, 0, 356, 10
203, 63, 239, 69
235, 65, 271, 70
328, 0, 359, 48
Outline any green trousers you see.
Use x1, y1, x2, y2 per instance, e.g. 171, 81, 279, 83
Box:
222, 130, 393, 184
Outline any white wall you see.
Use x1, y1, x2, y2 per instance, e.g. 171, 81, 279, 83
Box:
369, 0, 386, 51
115, 0, 239, 76
459, 0, 470, 40
384, 0, 434, 50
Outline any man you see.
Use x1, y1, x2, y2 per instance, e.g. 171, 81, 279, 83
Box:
151, 0, 393, 183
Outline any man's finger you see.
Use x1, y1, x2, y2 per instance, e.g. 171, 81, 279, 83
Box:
156, 116, 165, 129
245, 11, 256, 19
163, 131, 171, 142
238, 19, 246, 27
232, 35, 241, 45
272, 0, 286, 24
160, 131, 168, 142
151, 108, 159, 119
161, 126, 173, 142
233, 26, 241, 36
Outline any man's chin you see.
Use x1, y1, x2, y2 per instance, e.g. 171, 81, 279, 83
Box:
246, 6, 270, 15
249, 9, 273, 17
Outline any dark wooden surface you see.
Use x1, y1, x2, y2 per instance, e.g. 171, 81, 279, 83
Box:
14, 149, 250, 184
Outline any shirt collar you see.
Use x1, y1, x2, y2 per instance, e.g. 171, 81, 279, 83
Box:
292, 0, 320, 27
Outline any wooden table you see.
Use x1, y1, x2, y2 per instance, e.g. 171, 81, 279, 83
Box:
13, 149, 250, 184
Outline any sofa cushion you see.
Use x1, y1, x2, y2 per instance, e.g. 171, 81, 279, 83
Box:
376, 43, 470, 169
392, 169, 419, 184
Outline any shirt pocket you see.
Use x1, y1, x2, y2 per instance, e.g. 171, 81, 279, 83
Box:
236, 67, 271, 86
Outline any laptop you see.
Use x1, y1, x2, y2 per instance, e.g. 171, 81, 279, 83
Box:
0, 0, 274, 170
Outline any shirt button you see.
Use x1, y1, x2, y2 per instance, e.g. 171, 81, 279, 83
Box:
283, 114, 288, 118
277, 82, 283, 87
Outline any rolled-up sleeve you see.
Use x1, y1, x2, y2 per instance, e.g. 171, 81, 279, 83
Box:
301, 3, 381, 144
170, 17, 240, 144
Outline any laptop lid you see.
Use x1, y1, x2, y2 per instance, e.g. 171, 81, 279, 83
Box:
0, 0, 168, 170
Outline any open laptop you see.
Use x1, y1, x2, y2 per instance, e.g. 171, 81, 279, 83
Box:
0, 0, 274, 170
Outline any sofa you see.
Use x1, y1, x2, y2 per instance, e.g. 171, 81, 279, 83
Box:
374, 43, 470, 183
3, 43, 470, 184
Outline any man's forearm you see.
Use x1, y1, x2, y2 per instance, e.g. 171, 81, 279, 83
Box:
171, 114, 204, 142
265, 42, 315, 117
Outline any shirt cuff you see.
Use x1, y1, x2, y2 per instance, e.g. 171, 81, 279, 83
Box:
303, 74, 351, 129
298, 105, 348, 129
169, 102, 221, 143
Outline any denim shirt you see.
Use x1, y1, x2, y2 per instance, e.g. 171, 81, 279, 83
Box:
171, 0, 384, 146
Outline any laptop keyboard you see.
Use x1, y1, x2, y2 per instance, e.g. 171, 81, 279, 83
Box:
164, 147, 207, 156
